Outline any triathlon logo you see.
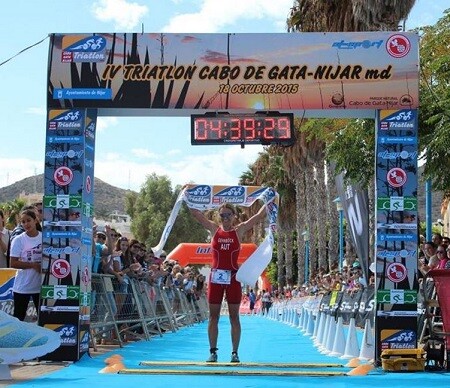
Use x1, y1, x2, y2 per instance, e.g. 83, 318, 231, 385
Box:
386, 34, 411, 58
387, 167, 407, 188
61, 35, 107, 63
48, 110, 83, 130
380, 110, 415, 130
381, 329, 416, 350
85, 121, 96, 140
213, 186, 245, 204
186, 185, 211, 205
386, 262, 407, 283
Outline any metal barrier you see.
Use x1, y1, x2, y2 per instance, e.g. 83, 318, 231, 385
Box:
89, 274, 209, 348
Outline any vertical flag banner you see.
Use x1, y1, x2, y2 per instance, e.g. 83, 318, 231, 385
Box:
374, 109, 418, 360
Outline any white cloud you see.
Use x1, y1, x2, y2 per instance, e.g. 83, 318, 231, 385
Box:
0, 158, 43, 188
162, 0, 293, 32
96, 117, 119, 132
26, 107, 46, 116
94, 145, 263, 191
131, 148, 157, 159
91, 0, 149, 30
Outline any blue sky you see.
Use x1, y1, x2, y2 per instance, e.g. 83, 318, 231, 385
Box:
1, 0, 449, 192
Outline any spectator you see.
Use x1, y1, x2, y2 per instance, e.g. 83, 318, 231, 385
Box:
248, 289, 256, 315
6, 202, 42, 267
9, 208, 42, 321
261, 289, 272, 315
0, 210, 11, 268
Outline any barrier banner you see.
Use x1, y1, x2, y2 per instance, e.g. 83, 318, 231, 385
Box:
152, 185, 279, 286
357, 285, 375, 327
319, 293, 332, 314
0, 269, 17, 314
338, 290, 363, 325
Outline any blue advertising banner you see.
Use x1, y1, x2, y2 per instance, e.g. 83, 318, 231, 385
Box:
375, 109, 418, 360
39, 108, 96, 361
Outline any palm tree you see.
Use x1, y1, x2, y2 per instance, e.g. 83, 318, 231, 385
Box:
280, 0, 417, 282
287, 0, 416, 32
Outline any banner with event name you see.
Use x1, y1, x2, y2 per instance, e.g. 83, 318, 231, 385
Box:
48, 32, 418, 112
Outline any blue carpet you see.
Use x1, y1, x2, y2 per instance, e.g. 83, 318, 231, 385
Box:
9, 316, 450, 388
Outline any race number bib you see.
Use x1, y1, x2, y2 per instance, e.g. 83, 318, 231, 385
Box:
211, 269, 231, 285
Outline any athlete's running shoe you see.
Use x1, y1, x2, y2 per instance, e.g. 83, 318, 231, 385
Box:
230, 352, 240, 363
206, 352, 218, 363
0, 311, 61, 364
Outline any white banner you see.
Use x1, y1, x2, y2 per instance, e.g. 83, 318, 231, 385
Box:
152, 185, 279, 285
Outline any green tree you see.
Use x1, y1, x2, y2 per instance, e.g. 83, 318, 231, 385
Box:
126, 174, 207, 252
418, 9, 450, 195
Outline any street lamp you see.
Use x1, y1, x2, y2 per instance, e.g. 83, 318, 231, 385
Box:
302, 230, 310, 282
333, 197, 344, 271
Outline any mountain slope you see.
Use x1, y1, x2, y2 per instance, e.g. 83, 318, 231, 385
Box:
0, 174, 133, 216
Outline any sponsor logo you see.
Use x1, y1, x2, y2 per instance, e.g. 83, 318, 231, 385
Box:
245, 187, 270, 204
48, 110, 83, 130
386, 34, 411, 58
62, 36, 107, 63
377, 311, 418, 317
54, 166, 74, 187
186, 185, 211, 204
40, 305, 80, 312
377, 289, 417, 304
377, 223, 417, 230
53, 88, 112, 100
377, 196, 417, 211
381, 329, 416, 349
377, 233, 415, 242
45, 150, 84, 159
82, 202, 94, 217
377, 249, 417, 259
43, 246, 81, 255
196, 246, 211, 254
332, 39, 383, 49
0, 277, 14, 301
44, 231, 81, 239
41, 285, 80, 300
51, 259, 71, 279
44, 195, 82, 209
386, 262, 408, 283
212, 186, 245, 204
377, 150, 417, 160
43, 220, 82, 227
85, 175, 92, 193
85, 122, 96, 140
379, 136, 416, 145
56, 324, 78, 345
386, 167, 407, 188
47, 136, 82, 144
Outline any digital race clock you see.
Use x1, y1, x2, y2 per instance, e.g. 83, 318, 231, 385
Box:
191, 112, 294, 146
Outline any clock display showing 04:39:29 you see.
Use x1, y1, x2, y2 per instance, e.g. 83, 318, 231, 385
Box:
191, 112, 294, 145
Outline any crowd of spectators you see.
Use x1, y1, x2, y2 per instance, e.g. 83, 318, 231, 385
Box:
93, 225, 207, 306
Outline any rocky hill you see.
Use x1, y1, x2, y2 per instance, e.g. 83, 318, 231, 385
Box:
0, 174, 134, 217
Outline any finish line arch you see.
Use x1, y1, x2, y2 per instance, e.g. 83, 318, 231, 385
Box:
41, 32, 419, 363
